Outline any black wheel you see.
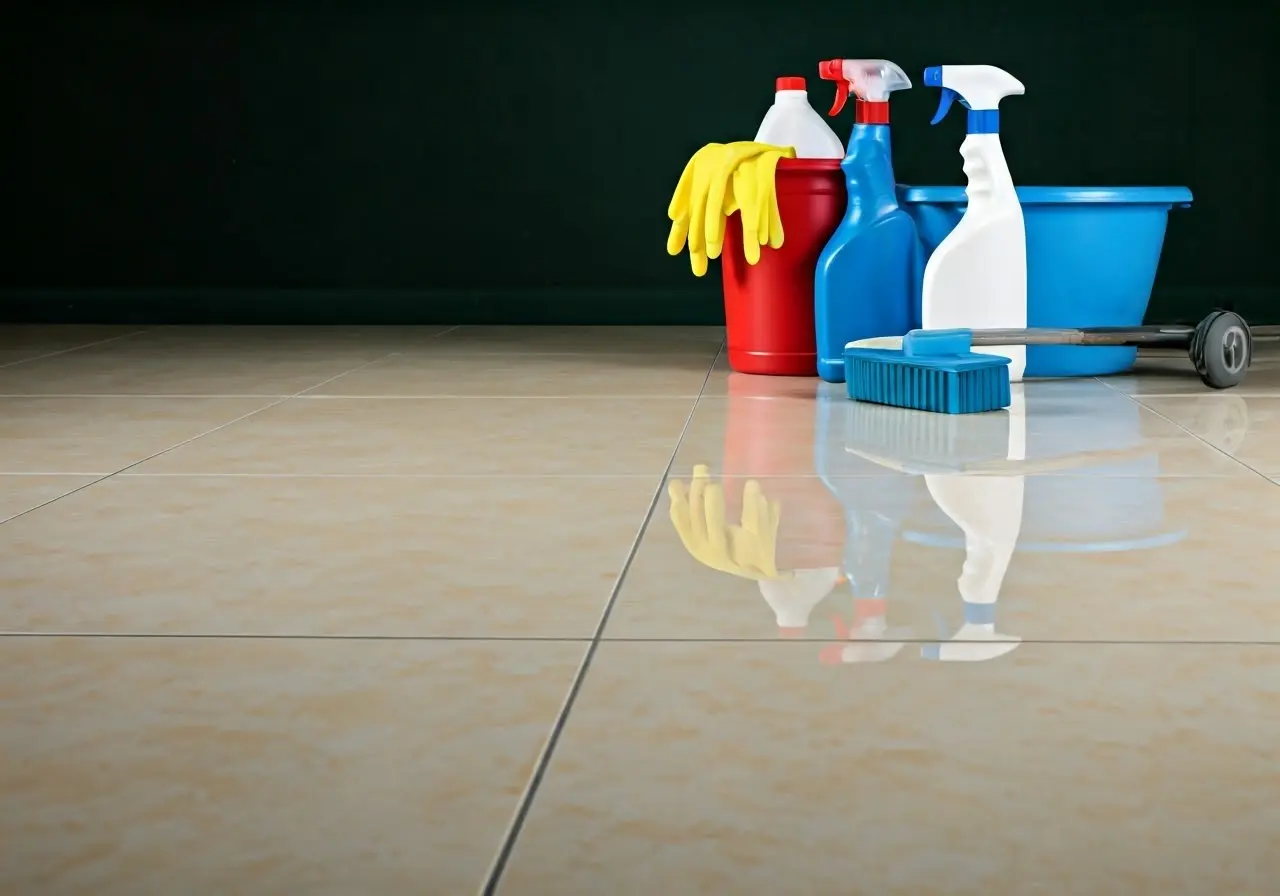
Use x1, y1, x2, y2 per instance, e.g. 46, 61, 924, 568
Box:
1189, 311, 1252, 389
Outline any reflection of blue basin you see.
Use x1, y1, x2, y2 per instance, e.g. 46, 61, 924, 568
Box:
824, 384, 1186, 554
904, 453, 1187, 553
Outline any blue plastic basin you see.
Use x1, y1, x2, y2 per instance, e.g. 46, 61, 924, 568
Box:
898, 186, 1194, 377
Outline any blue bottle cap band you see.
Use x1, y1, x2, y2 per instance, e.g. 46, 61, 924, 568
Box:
967, 109, 999, 134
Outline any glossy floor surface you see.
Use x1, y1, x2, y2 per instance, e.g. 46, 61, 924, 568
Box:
3, 324, 1279, 894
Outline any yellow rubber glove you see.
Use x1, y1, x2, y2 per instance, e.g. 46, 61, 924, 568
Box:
668, 464, 783, 580
666, 142, 795, 276
729, 151, 788, 265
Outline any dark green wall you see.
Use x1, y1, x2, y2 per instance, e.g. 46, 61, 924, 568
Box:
2, 1, 1276, 324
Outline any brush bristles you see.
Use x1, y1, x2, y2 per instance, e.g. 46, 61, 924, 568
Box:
845, 359, 1011, 415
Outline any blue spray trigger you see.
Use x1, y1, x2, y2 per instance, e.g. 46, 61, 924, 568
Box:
931, 88, 956, 125
930, 88, 973, 125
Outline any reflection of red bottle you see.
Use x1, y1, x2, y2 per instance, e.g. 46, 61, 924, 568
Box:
720, 372, 845, 587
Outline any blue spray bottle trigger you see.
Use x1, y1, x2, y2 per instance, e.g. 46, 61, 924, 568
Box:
930, 88, 964, 125
925, 66, 954, 124
924, 68, 970, 126
924, 65, 1004, 134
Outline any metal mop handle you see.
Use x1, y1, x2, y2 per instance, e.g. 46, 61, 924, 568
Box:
966, 323, 1280, 349
966, 326, 1197, 348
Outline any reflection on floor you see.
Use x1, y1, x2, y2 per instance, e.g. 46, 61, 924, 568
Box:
2, 324, 1279, 894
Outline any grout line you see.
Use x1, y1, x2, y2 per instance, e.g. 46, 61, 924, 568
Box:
0, 631, 596, 642
0, 328, 152, 369
0, 348, 416, 527
300, 393, 710, 400
1094, 376, 1277, 483
0, 394, 294, 400
477, 340, 724, 895
0, 393, 711, 400
4, 632, 1280, 645
0, 470, 1257, 480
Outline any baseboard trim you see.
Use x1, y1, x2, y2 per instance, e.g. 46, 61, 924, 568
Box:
0, 286, 1274, 326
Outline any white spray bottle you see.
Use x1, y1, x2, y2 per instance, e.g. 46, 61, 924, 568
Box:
920, 65, 1028, 382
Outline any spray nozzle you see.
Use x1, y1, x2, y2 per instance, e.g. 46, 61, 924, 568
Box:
818, 58, 912, 117
924, 65, 1025, 131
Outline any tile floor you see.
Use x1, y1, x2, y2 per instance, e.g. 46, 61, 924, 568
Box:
2, 323, 1280, 894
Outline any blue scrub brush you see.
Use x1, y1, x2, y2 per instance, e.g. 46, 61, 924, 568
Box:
843, 328, 1011, 414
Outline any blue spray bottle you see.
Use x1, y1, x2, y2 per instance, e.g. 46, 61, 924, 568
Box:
813, 59, 920, 383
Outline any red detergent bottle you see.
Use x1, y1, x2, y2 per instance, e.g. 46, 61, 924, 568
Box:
721, 77, 847, 377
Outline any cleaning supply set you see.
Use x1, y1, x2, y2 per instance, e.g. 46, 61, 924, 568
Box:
665, 59, 1202, 400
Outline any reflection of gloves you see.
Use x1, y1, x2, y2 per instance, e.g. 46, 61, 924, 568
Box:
666, 142, 795, 276
668, 464, 781, 579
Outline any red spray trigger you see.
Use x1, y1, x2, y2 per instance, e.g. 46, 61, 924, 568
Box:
818, 59, 849, 117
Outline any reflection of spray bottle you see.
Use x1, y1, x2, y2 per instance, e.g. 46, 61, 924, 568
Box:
814, 391, 918, 662
721, 374, 846, 637
837, 389, 1026, 663
920, 385, 1026, 661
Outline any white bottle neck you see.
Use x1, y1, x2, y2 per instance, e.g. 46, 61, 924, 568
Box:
774, 90, 810, 103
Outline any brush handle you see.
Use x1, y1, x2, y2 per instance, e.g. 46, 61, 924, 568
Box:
967, 326, 1196, 348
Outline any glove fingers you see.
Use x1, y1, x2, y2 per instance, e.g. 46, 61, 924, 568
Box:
740, 479, 765, 533
668, 481, 697, 551
705, 144, 764, 260
686, 160, 714, 270
666, 153, 699, 222
702, 481, 730, 558
755, 152, 782, 250
767, 193, 785, 250
708, 166, 743, 262
666, 217, 689, 257
687, 466, 711, 544
734, 163, 761, 266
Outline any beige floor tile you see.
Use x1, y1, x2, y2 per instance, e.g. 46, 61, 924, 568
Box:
0, 397, 276, 474
131, 396, 696, 475
427, 325, 724, 355
0, 326, 145, 367
317, 352, 716, 397
499, 641, 1280, 895
1105, 343, 1280, 396
0, 327, 434, 396
0, 475, 97, 521
608, 473, 1280, 643
136, 325, 456, 350
0, 474, 655, 637
0, 636, 583, 896
1135, 394, 1280, 475
677, 378, 1251, 478
699, 351, 838, 399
